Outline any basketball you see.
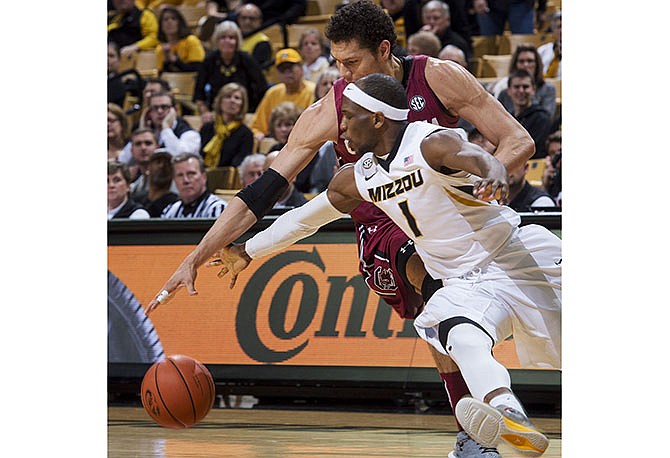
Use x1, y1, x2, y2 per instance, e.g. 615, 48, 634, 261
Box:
141, 354, 215, 429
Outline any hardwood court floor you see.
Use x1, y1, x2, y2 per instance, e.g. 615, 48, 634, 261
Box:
108, 406, 561, 457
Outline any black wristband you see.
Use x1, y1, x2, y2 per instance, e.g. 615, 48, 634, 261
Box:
236, 168, 289, 220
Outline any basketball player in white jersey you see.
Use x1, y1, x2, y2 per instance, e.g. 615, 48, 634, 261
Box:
211, 73, 561, 456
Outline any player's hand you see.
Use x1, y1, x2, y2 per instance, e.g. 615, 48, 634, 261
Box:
206, 244, 252, 289
473, 177, 509, 204
146, 259, 199, 315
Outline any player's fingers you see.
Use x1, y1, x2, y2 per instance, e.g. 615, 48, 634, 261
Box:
146, 301, 158, 315
229, 271, 240, 289
146, 287, 174, 315
217, 266, 229, 278
207, 259, 223, 267
183, 279, 198, 296
489, 181, 500, 199
473, 180, 492, 200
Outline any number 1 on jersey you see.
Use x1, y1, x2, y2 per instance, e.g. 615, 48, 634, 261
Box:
398, 200, 422, 237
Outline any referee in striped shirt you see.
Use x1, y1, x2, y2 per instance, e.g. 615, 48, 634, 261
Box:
161, 153, 226, 218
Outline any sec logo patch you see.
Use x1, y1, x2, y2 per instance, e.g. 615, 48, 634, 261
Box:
409, 95, 426, 112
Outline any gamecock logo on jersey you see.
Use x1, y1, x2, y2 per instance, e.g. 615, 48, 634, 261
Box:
374, 266, 397, 291
409, 95, 426, 112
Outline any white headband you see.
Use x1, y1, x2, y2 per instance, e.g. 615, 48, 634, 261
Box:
343, 84, 409, 121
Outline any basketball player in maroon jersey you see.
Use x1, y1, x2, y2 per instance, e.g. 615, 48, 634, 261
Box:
148, 2, 534, 456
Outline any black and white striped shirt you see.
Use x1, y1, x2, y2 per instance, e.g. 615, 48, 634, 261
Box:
160, 191, 225, 218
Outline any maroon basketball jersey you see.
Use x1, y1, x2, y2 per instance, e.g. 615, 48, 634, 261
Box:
331, 55, 458, 318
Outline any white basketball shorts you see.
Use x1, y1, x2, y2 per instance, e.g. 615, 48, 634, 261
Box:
413, 224, 561, 369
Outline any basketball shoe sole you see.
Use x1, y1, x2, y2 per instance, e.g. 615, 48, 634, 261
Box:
455, 397, 548, 456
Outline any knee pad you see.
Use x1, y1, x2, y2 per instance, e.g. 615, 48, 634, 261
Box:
440, 320, 510, 400
444, 323, 493, 361
438, 317, 494, 355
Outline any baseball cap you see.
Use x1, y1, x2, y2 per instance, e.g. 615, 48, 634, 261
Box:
275, 48, 302, 67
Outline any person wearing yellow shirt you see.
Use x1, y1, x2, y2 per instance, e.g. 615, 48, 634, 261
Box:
250, 48, 315, 143
237, 4, 273, 72
108, 0, 159, 58
155, 6, 205, 72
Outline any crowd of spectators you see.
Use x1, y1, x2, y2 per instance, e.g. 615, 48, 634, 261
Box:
108, 0, 562, 219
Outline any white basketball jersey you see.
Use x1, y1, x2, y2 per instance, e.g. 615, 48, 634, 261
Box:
353, 122, 521, 280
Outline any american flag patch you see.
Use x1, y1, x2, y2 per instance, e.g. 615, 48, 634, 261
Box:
403, 155, 413, 166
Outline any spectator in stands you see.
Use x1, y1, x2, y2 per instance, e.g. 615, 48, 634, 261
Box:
204, 0, 241, 20
265, 101, 302, 153
161, 153, 226, 217
505, 161, 555, 212
139, 151, 180, 217
193, 21, 267, 119
438, 43, 467, 69
155, 6, 206, 73
108, 160, 151, 219
538, 11, 561, 79
472, 0, 543, 36
200, 82, 254, 168
263, 150, 308, 208
141, 90, 202, 155
237, 4, 273, 71
127, 128, 160, 201
540, 129, 561, 206
245, 0, 307, 28
314, 67, 340, 100
380, 0, 422, 53
467, 127, 495, 154
108, 41, 143, 108
420, 1, 471, 59
487, 44, 556, 118
406, 30, 442, 57
542, 145, 561, 207
299, 29, 331, 83
143, 76, 172, 104
108, 103, 132, 160
507, 69, 552, 159
128, 77, 172, 133
250, 48, 315, 143
264, 102, 317, 194
238, 153, 266, 187
108, 0, 159, 57
544, 130, 561, 163
198, 1, 242, 43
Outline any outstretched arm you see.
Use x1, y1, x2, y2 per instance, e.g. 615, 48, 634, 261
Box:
208, 166, 364, 288
146, 90, 340, 314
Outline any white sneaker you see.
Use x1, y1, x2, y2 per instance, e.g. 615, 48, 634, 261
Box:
455, 397, 549, 456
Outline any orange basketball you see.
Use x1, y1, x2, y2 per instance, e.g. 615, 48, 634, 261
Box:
141, 354, 215, 429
